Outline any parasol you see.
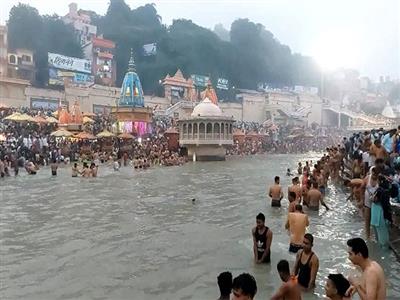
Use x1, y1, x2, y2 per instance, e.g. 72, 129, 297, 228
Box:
96, 130, 115, 138
83, 112, 96, 117
33, 116, 48, 124
83, 116, 95, 124
118, 132, 135, 139
75, 132, 96, 140
51, 129, 74, 137
45, 116, 59, 124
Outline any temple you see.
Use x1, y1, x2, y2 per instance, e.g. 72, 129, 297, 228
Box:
111, 50, 152, 136
200, 80, 218, 104
118, 50, 144, 107
163, 69, 196, 102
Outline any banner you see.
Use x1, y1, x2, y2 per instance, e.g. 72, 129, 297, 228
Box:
191, 74, 210, 87
31, 98, 67, 111
143, 43, 157, 56
48, 52, 92, 74
216, 78, 229, 90
49, 68, 94, 87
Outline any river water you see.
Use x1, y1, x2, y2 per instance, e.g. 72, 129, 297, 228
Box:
1, 154, 399, 300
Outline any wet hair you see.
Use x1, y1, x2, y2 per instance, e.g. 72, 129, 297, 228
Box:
375, 158, 384, 165
295, 204, 303, 211
74, 163, 77, 167
347, 237, 368, 258
312, 181, 318, 188
304, 233, 314, 245
277, 259, 290, 275
274, 176, 280, 183
289, 191, 296, 200
256, 213, 265, 222
217, 271, 232, 297
232, 273, 257, 298
328, 274, 350, 297
343, 179, 351, 186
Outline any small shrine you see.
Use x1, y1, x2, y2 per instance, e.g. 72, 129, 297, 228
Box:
111, 50, 152, 136
163, 69, 196, 102
200, 80, 218, 105
57, 100, 83, 131
178, 95, 234, 161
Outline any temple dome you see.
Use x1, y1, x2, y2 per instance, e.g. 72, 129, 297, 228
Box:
191, 98, 223, 117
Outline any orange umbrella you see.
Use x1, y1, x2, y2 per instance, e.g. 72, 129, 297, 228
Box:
75, 132, 96, 140
33, 116, 48, 124
118, 132, 134, 139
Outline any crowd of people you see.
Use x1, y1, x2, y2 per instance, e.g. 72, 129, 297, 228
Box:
0, 107, 186, 177
215, 126, 400, 299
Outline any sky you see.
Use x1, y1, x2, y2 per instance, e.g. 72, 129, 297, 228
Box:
1, 0, 399, 80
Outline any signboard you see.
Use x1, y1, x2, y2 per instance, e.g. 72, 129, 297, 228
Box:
31, 98, 67, 111
49, 68, 94, 87
191, 74, 210, 87
216, 78, 229, 90
143, 43, 157, 56
48, 52, 92, 74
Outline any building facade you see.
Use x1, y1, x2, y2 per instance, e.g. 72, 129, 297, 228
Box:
83, 36, 116, 86
63, 2, 97, 47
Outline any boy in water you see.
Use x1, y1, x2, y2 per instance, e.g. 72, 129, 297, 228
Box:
270, 260, 301, 300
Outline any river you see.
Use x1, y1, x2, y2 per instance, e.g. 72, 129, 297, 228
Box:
1, 154, 399, 299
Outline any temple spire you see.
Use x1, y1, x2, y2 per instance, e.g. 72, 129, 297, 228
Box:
128, 48, 136, 72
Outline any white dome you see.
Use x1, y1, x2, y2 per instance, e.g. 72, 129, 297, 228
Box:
191, 98, 223, 117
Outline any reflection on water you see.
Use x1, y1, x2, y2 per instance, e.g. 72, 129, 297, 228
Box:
0, 154, 399, 300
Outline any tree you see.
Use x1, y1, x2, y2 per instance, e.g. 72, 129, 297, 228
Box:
7, 4, 84, 86
214, 24, 230, 41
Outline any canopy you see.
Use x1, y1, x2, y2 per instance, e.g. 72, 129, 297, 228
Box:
51, 129, 73, 137
4, 112, 34, 122
33, 116, 48, 124
83, 116, 95, 124
45, 116, 59, 124
83, 112, 96, 117
75, 132, 96, 140
96, 130, 115, 138
118, 132, 135, 139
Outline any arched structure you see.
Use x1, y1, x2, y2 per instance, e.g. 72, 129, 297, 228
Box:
178, 98, 234, 161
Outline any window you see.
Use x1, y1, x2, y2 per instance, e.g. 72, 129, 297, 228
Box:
22, 55, 31, 62
9, 55, 16, 64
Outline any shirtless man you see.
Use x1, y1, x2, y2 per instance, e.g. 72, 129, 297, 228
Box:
344, 178, 364, 209
269, 176, 284, 207
301, 181, 311, 206
325, 273, 350, 300
288, 177, 302, 203
369, 139, 387, 164
71, 163, 80, 177
90, 162, 98, 177
270, 260, 302, 300
288, 191, 297, 213
307, 182, 329, 211
346, 237, 386, 300
82, 163, 92, 178
286, 204, 309, 253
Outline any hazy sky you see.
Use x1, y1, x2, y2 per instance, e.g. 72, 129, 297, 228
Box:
1, 0, 399, 80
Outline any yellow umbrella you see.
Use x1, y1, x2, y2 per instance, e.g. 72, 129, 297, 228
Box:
4, 112, 24, 121
19, 114, 35, 122
45, 116, 59, 124
51, 129, 74, 137
83, 116, 95, 124
118, 132, 135, 140
96, 130, 115, 138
